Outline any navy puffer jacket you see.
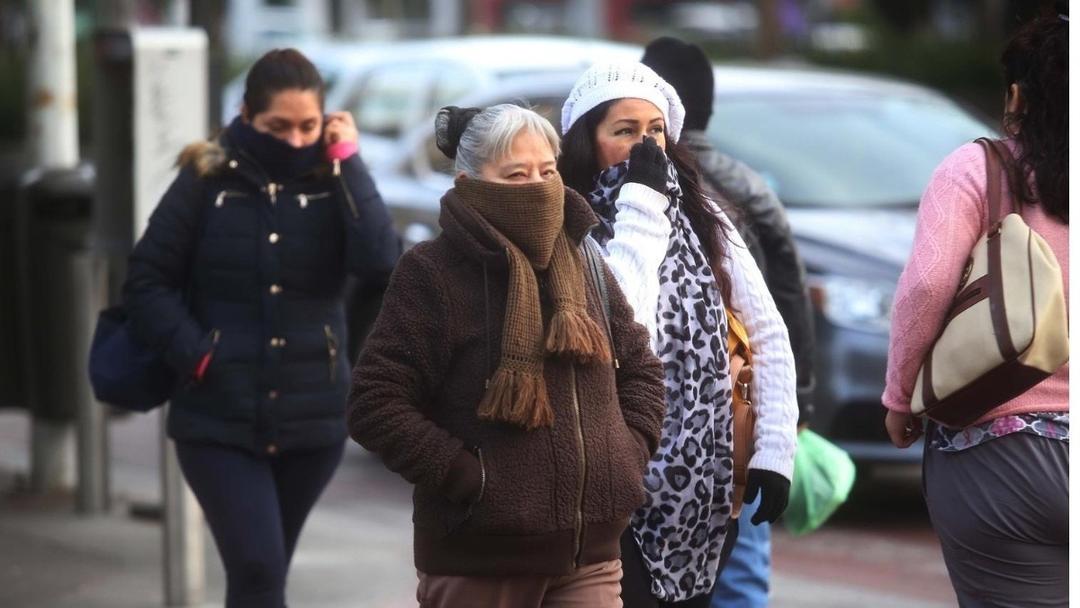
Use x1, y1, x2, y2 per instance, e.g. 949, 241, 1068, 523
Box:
123, 122, 401, 455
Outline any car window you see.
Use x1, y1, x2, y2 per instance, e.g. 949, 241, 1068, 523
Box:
707, 94, 995, 207
422, 96, 566, 176
353, 63, 437, 138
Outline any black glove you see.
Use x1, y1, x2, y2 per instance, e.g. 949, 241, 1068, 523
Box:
625, 136, 668, 193
744, 469, 791, 525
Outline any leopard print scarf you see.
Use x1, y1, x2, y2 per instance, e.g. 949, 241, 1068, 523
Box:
588, 159, 734, 602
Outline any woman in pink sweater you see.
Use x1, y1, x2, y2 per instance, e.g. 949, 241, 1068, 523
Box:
882, 7, 1068, 607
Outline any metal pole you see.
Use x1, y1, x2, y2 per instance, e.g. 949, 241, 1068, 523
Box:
757, 0, 783, 59
167, 0, 191, 26
566, 0, 605, 38
190, 0, 225, 129
75, 252, 110, 514
26, 0, 79, 494
98, 0, 136, 29
27, 0, 79, 168
430, 0, 462, 37
162, 414, 205, 606
29, 422, 75, 491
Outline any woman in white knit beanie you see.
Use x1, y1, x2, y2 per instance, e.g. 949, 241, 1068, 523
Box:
559, 62, 799, 608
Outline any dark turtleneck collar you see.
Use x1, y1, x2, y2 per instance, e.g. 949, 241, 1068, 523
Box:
223, 116, 323, 182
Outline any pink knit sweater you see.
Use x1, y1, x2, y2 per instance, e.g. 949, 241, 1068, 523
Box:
883, 140, 1069, 422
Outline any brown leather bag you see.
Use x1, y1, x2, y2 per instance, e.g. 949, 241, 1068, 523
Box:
728, 310, 756, 519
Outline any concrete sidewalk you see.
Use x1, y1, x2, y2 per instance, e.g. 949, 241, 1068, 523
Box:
0, 411, 953, 607
0, 411, 417, 608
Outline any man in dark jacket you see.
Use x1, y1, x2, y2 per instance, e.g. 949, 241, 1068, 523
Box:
643, 37, 817, 608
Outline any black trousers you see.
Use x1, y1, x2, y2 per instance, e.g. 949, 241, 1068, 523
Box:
620, 519, 740, 608
176, 440, 345, 608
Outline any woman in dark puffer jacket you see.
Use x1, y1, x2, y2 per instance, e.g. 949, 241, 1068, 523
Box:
123, 49, 399, 607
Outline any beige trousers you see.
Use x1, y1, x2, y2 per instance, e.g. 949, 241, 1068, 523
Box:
417, 559, 623, 608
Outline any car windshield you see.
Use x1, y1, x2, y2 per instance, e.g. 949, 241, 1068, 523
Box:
707, 93, 995, 207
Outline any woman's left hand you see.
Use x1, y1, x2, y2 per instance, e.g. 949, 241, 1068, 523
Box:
744, 469, 790, 525
324, 111, 359, 146
884, 409, 923, 448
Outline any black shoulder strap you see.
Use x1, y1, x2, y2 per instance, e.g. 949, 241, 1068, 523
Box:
581, 238, 610, 323
581, 237, 618, 367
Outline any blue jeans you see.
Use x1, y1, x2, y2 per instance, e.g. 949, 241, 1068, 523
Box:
711, 496, 771, 608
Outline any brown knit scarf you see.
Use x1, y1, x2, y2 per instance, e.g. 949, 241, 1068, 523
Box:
454, 175, 611, 430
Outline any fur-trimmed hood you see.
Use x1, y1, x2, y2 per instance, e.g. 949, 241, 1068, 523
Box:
175, 138, 228, 178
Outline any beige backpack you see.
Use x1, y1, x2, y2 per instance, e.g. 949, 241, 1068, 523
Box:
911, 138, 1068, 428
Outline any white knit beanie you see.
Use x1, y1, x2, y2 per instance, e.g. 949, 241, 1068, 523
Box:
561, 61, 686, 143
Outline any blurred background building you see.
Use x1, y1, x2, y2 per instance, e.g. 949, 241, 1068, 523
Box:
0, 0, 1047, 145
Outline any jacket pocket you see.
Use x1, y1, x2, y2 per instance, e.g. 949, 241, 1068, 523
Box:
608, 423, 648, 519
296, 191, 331, 209
183, 328, 220, 392
456, 436, 560, 535
323, 325, 339, 383
445, 446, 486, 535
213, 190, 247, 208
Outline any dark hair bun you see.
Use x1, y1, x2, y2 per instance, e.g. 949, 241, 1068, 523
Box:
434, 106, 482, 159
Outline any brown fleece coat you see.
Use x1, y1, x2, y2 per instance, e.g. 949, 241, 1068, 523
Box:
346, 185, 665, 577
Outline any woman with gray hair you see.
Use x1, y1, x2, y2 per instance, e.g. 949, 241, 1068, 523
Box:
346, 103, 666, 606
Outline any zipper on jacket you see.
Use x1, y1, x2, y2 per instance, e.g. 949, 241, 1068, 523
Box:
214, 190, 246, 208
297, 192, 331, 209
230, 148, 283, 208
265, 182, 280, 205
208, 328, 221, 366
474, 446, 487, 505
192, 329, 221, 387
569, 366, 587, 569
482, 262, 492, 388
335, 168, 361, 220
448, 445, 486, 535
324, 325, 339, 383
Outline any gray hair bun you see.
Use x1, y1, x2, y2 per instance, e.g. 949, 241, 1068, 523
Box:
435, 106, 482, 159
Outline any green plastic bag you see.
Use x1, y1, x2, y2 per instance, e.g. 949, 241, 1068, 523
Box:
783, 429, 857, 536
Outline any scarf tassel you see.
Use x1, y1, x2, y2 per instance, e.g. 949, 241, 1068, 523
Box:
477, 367, 554, 430
546, 308, 612, 365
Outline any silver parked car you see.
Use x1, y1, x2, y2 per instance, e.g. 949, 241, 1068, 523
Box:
222, 36, 641, 164
366, 63, 996, 465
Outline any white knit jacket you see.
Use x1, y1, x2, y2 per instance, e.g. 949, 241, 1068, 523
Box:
599, 183, 799, 480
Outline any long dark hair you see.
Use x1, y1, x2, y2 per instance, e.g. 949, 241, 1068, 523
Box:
1000, 5, 1068, 223
558, 102, 734, 305
242, 48, 325, 118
